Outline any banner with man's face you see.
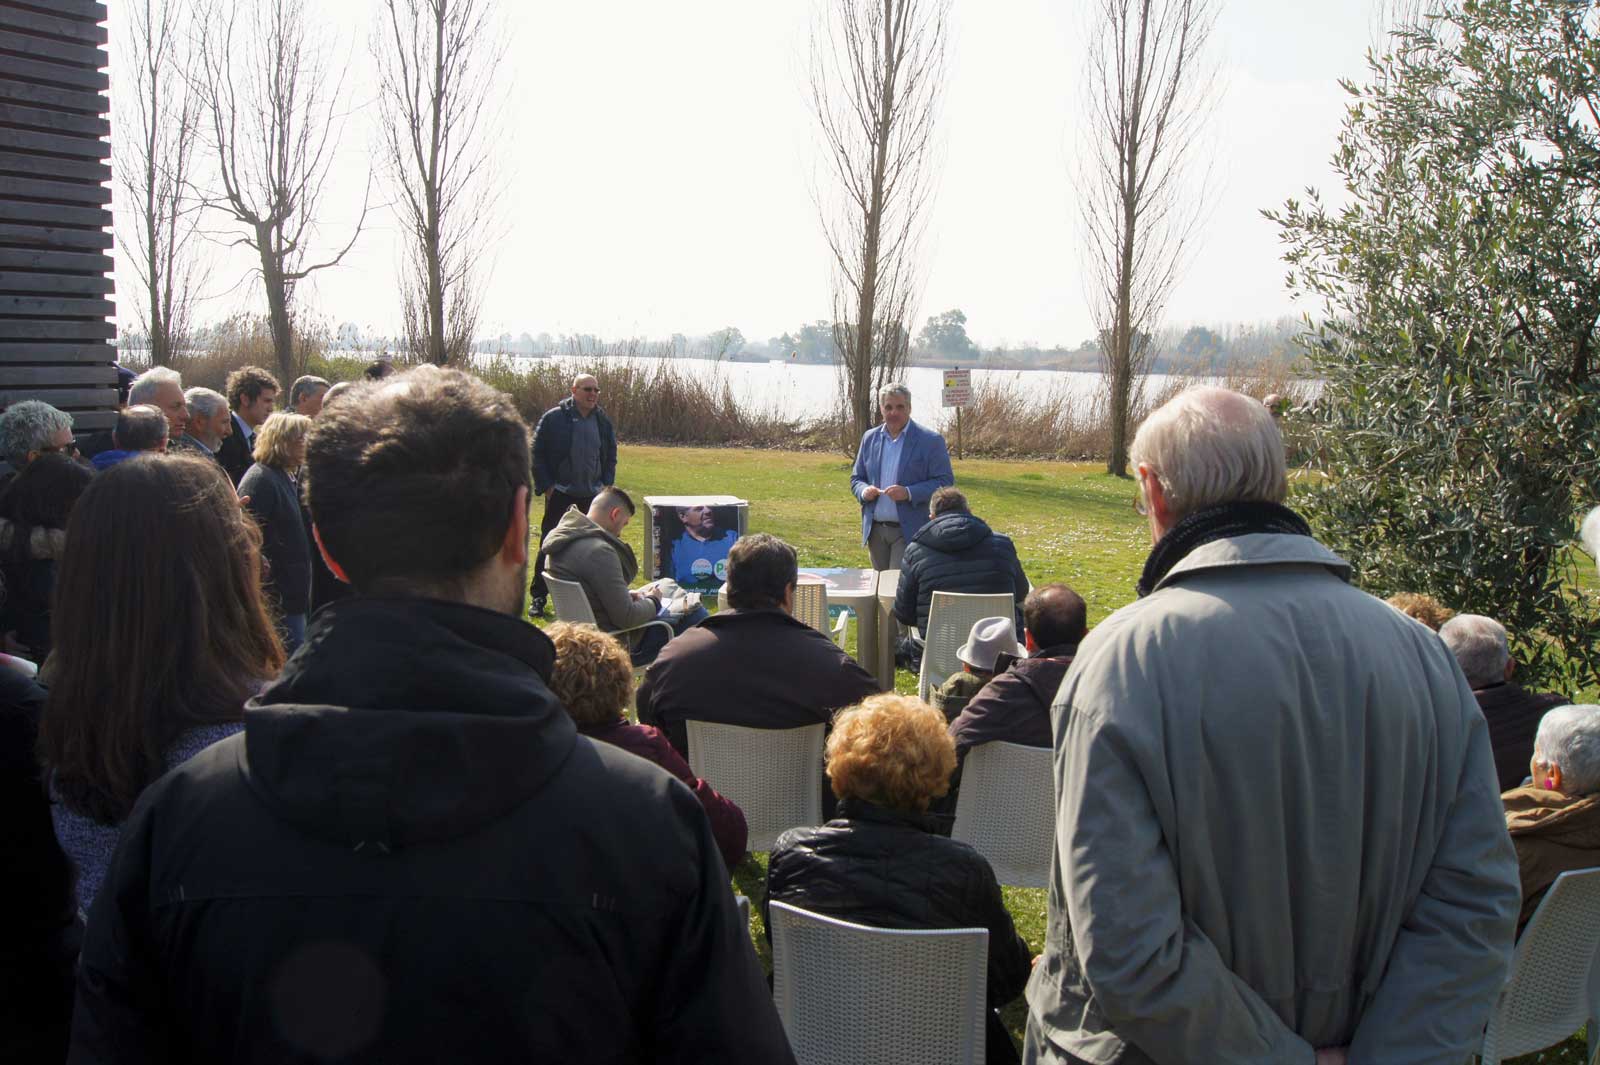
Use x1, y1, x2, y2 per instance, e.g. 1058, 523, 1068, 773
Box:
655, 504, 742, 590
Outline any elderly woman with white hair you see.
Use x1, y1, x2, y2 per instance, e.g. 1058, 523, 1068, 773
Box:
1503, 704, 1600, 932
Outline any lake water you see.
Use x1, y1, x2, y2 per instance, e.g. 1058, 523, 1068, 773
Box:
482, 354, 1200, 430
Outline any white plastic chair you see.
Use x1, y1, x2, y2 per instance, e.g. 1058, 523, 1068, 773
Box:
792, 579, 850, 647
951, 741, 1055, 889
918, 591, 1017, 701
1476, 867, 1600, 1064
686, 721, 825, 852
545, 573, 672, 649
768, 901, 989, 1065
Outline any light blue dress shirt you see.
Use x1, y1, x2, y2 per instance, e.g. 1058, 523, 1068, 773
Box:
872, 429, 905, 522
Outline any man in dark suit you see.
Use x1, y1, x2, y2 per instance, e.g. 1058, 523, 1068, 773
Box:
849, 382, 954, 573
217, 366, 279, 485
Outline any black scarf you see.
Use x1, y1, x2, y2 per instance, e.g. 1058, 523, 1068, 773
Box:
1136, 499, 1313, 598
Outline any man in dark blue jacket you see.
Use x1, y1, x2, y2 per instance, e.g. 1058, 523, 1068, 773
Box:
530, 373, 617, 615
893, 487, 1029, 634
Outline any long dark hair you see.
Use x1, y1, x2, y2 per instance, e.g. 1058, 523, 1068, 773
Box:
0, 452, 92, 563
39, 454, 285, 824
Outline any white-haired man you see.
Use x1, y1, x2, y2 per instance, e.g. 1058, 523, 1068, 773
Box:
0, 399, 75, 477
179, 387, 233, 461
529, 374, 616, 616
1440, 613, 1568, 792
1025, 386, 1519, 1065
128, 365, 189, 443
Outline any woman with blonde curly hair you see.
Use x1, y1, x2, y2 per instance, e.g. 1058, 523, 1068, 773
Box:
546, 621, 747, 869
764, 693, 1031, 1064
239, 411, 313, 650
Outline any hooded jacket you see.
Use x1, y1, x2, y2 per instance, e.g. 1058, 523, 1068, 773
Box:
542, 506, 659, 642
893, 511, 1029, 633
1503, 786, 1600, 932
67, 596, 793, 1065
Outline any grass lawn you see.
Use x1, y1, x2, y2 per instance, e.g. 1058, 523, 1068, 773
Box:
542, 444, 1584, 1063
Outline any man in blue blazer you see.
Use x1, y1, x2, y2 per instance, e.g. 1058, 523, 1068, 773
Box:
849, 382, 955, 572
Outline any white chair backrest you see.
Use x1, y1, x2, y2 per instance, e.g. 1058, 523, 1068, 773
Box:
545, 574, 598, 626
918, 591, 1016, 701
791, 580, 830, 634
951, 740, 1055, 889
768, 901, 988, 1065
1478, 866, 1600, 1064
736, 893, 752, 930
686, 721, 825, 852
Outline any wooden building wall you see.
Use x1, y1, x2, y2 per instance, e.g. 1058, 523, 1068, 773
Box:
0, 0, 116, 435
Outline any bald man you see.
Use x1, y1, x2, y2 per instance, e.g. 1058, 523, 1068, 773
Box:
530, 373, 618, 615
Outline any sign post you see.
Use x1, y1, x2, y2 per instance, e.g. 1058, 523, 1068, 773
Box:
941, 368, 972, 461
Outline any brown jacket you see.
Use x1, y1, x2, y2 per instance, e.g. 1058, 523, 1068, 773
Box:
1503, 786, 1600, 931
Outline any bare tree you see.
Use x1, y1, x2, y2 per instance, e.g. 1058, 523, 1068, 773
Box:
116, 0, 202, 366
192, 0, 369, 385
810, 0, 948, 450
1080, 0, 1219, 476
374, 0, 505, 366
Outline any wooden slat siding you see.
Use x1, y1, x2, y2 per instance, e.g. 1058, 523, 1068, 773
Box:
0, 343, 117, 361
0, 5, 106, 45
0, 201, 110, 228
0, 223, 112, 249
0, 272, 110, 295
0, 363, 114, 384
0, 0, 115, 431
0, 295, 114, 316
0, 101, 109, 137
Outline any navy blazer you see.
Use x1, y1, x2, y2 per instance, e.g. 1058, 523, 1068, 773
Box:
849, 419, 954, 545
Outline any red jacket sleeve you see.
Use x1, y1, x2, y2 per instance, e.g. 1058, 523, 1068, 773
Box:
639, 726, 748, 870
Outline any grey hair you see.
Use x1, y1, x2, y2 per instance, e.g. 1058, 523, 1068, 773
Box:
1582, 507, 1600, 572
1130, 386, 1287, 523
290, 375, 330, 407
114, 404, 169, 451
1534, 705, 1600, 795
128, 365, 183, 406
0, 400, 73, 464
879, 382, 911, 405
185, 387, 228, 420
1438, 613, 1510, 688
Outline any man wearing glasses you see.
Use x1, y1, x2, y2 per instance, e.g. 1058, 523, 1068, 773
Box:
0, 400, 77, 487
530, 374, 617, 616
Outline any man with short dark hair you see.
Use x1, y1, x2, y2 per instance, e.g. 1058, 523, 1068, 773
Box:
541, 486, 705, 665
893, 485, 1029, 633
89, 405, 169, 470
949, 584, 1087, 763
217, 365, 280, 485
529, 374, 617, 616
69, 366, 791, 1064
289, 375, 330, 417
637, 533, 880, 759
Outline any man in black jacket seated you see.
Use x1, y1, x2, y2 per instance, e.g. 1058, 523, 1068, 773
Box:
893, 487, 1029, 634
69, 366, 793, 1065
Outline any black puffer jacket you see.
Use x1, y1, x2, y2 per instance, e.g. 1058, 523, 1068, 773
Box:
893, 512, 1029, 633
70, 597, 793, 1065
764, 799, 1031, 1015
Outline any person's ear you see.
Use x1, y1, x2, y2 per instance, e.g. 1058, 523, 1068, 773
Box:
1024, 630, 1038, 653
1505, 657, 1516, 681
502, 486, 530, 566
312, 524, 351, 585
1140, 464, 1174, 534
1550, 763, 1565, 792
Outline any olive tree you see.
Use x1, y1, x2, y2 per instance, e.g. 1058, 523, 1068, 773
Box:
1269, 0, 1600, 688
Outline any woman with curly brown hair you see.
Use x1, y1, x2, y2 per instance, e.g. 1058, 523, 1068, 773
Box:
546, 621, 747, 869
764, 693, 1031, 1064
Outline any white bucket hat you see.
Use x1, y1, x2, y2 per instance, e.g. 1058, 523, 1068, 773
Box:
956, 616, 1025, 672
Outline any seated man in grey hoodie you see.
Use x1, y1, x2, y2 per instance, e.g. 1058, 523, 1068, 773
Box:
541, 486, 708, 665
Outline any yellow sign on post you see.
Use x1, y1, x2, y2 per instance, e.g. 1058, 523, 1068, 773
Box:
941, 368, 972, 408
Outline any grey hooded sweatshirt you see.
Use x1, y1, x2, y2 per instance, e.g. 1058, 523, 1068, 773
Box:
540, 506, 658, 642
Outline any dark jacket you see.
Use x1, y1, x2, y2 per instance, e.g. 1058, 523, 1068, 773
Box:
636, 607, 881, 757
532, 397, 617, 497
581, 718, 747, 870
239, 462, 311, 616
216, 413, 252, 486
893, 512, 1028, 633
765, 799, 1031, 1061
68, 596, 792, 1065
949, 643, 1077, 762
1475, 681, 1569, 792
0, 518, 64, 660
1503, 787, 1600, 933
0, 666, 78, 1064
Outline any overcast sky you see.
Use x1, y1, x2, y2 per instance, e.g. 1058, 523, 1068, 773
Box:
108, 0, 1382, 349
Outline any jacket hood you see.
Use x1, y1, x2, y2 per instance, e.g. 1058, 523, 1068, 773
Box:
241, 596, 575, 851
1155, 532, 1352, 593
542, 506, 631, 563
912, 512, 995, 552
1504, 788, 1600, 844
